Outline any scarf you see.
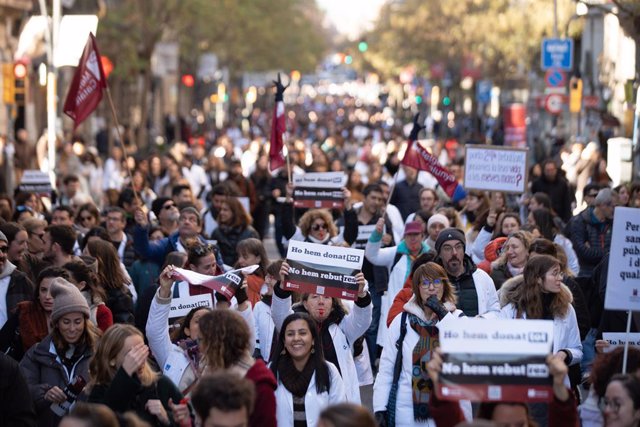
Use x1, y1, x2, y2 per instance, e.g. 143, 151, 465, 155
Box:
278, 354, 315, 397
507, 262, 524, 278
408, 313, 439, 421
261, 294, 273, 306
177, 338, 202, 375
306, 234, 331, 245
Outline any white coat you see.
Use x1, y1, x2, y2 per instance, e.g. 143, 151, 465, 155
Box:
275, 361, 347, 427
364, 237, 415, 345
373, 297, 471, 426
254, 299, 275, 362
554, 234, 580, 276
146, 289, 256, 391
271, 292, 371, 404
467, 267, 501, 318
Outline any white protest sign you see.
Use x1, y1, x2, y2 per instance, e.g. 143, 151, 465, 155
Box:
602, 333, 640, 353
340, 224, 377, 250
438, 318, 554, 402
19, 169, 52, 195
285, 240, 364, 300
169, 293, 213, 318
605, 207, 640, 311
463, 145, 528, 194
292, 171, 346, 209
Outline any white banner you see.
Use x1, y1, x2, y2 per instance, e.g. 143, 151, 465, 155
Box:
603, 332, 640, 353
605, 207, 640, 310
463, 145, 528, 194
169, 293, 213, 319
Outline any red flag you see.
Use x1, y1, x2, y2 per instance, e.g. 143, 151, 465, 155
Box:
401, 139, 465, 200
269, 100, 286, 171
63, 33, 107, 129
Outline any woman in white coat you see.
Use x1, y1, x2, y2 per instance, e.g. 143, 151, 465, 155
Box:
373, 262, 469, 427
271, 312, 347, 427
499, 254, 582, 387
273, 261, 371, 404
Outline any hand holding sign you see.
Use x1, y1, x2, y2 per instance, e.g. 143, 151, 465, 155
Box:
547, 354, 570, 402
375, 217, 385, 234
279, 260, 290, 283
158, 265, 176, 298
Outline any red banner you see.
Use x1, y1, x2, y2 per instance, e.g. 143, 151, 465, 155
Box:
269, 100, 286, 171
63, 33, 107, 129
401, 140, 459, 198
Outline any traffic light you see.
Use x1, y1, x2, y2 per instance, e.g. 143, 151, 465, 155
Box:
442, 96, 451, 107
181, 74, 195, 88
13, 62, 27, 105
569, 77, 582, 113
2, 63, 14, 104
358, 40, 368, 53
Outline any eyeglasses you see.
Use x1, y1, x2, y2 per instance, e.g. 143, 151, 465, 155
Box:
311, 223, 328, 232
80, 215, 94, 222
440, 243, 464, 254
420, 279, 443, 289
599, 397, 621, 413
15, 205, 33, 213
0, 246, 8, 253
163, 203, 176, 210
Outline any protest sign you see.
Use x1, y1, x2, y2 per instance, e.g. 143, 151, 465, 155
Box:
284, 240, 364, 300
19, 170, 53, 195
464, 145, 528, 194
292, 172, 346, 209
438, 318, 554, 402
340, 224, 377, 250
605, 207, 640, 310
603, 333, 640, 353
173, 265, 259, 300
170, 293, 213, 319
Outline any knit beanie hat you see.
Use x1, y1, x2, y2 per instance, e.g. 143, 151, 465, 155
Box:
0, 231, 7, 243
50, 278, 90, 324
435, 227, 466, 254
427, 214, 450, 230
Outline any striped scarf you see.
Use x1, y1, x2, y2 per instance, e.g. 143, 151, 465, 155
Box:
408, 313, 439, 421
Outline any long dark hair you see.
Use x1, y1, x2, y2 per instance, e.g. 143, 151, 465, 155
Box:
170, 306, 211, 342
531, 208, 556, 240
270, 313, 330, 394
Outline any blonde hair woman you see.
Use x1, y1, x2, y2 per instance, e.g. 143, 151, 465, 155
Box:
88, 324, 183, 426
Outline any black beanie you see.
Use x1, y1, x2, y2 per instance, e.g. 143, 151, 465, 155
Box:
435, 227, 466, 254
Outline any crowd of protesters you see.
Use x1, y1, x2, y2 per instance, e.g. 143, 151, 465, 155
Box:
0, 90, 639, 427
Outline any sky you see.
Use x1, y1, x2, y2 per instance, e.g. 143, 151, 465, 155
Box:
316, 0, 386, 40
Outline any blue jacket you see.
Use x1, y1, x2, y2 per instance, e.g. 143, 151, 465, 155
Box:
133, 225, 205, 267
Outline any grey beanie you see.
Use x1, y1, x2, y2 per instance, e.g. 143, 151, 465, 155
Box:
50, 278, 90, 324
0, 231, 7, 243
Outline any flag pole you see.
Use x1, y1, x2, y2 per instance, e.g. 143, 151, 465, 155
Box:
285, 137, 292, 184
385, 171, 399, 207
104, 86, 142, 206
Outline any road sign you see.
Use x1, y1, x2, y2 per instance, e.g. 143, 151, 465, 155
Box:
544, 94, 565, 114
545, 69, 566, 87
584, 95, 600, 109
476, 80, 492, 104
2, 63, 14, 104
541, 38, 573, 71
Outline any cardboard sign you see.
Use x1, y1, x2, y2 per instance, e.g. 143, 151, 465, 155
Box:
19, 170, 53, 195
602, 333, 640, 353
438, 318, 554, 402
292, 172, 346, 209
605, 207, 640, 311
464, 145, 528, 194
169, 293, 213, 318
173, 265, 259, 300
284, 240, 364, 300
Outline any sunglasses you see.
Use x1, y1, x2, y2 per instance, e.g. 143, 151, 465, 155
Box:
163, 203, 176, 210
80, 215, 94, 222
312, 224, 328, 232
0, 246, 8, 253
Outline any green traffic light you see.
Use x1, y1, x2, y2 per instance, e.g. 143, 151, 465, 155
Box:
358, 41, 368, 52
443, 96, 451, 106
345, 55, 353, 65
415, 95, 423, 104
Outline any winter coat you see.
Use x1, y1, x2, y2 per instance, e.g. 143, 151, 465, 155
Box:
498, 276, 582, 387
274, 361, 347, 427
489, 262, 513, 290
554, 234, 580, 276
245, 359, 278, 427
0, 301, 48, 361
2, 267, 35, 323
569, 207, 612, 276
531, 175, 574, 222
88, 368, 182, 427
444, 256, 501, 319
271, 287, 372, 404
19, 335, 92, 427
0, 352, 36, 427
210, 224, 259, 267
365, 229, 430, 345
281, 202, 359, 246
390, 179, 423, 220
373, 297, 470, 426
146, 288, 256, 392
133, 226, 207, 268
254, 299, 276, 362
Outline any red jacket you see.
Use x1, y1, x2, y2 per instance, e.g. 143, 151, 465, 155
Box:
387, 276, 413, 327
245, 359, 277, 427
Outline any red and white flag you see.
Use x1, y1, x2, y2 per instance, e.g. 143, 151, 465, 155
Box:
63, 33, 107, 129
269, 100, 286, 171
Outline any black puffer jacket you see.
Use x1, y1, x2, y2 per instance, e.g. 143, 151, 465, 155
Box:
569, 207, 612, 277
211, 224, 259, 267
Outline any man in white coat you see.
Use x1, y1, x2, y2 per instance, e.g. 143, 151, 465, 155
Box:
435, 228, 500, 317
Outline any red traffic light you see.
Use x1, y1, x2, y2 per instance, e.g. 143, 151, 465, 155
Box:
181, 74, 195, 87
14, 62, 27, 79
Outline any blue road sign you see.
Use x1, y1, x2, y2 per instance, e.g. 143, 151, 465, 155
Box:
545, 69, 566, 88
476, 80, 492, 104
541, 38, 573, 71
